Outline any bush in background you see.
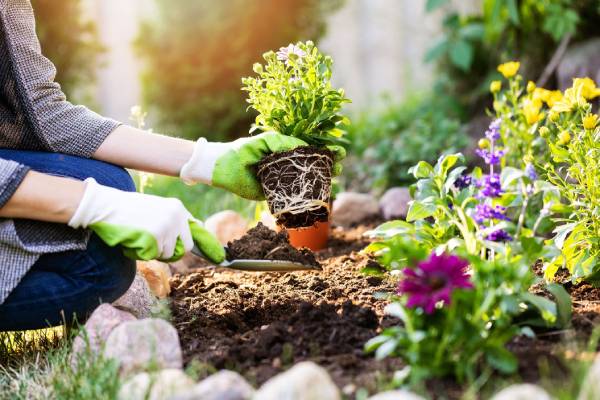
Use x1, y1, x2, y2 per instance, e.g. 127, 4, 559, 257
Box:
32, 0, 104, 105
135, 0, 345, 141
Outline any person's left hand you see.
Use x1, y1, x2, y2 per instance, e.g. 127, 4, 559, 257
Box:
180, 131, 345, 200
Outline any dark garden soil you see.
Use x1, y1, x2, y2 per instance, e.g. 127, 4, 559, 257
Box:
169, 221, 600, 399
257, 146, 333, 228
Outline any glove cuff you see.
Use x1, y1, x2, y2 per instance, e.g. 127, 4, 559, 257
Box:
180, 138, 231, 185
68, 178, 101, 229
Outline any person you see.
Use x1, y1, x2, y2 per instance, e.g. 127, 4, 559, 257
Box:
0, 0, 343, 331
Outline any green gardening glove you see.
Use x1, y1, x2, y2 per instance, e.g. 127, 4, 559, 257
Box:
68, 178, 226, 263
180, 131, 346, 200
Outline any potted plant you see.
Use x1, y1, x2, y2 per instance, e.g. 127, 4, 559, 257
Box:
242, 41, 350, 249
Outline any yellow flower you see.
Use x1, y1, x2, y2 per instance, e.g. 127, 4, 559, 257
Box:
539, 126, 550, 138
583, 114, 599, 130
490, 80, 502, 93
546, 91, 563, 108
533, 88, 550, 103
558, 131, 571, 145
573, 77, 600, 100
478, 138, 490, 149
551, 82, 587, 114
549, 110, 559, 122
523, 98, 543, 125
527, 81, 536, 93
497, 61, 520, 78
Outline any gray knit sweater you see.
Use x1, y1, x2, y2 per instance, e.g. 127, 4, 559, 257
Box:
0, 0, 120, 304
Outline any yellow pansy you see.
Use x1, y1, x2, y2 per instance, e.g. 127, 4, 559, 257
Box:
527, 81, 536, 93
523, 98, 543, 125
573, 77, 600, 100
583, 114, 599, 130
497, 61, 520, 78
490, 80, 502, 93
551, 82, 587, 113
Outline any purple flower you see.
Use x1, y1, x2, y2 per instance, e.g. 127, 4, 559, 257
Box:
486, 229, 512, 242
477, 174, 503, 198
474, 203, 509, 225
454, 173, 473, 189
485, 118, 501, 141
398, 253, 473, 314
476, 149, 505, 165
276, 44, 306, 65
525, 163, 538, 180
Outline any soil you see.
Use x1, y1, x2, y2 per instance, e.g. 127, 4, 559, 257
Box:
169, 221, 600, 398
257, 146, 333, 228
226, 223, 320, 268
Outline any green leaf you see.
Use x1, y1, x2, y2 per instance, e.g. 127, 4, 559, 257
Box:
459, 23, 485, 40
449, 40, 474, 72
409, 161, 434, 179
506, 0, 520, 25
521, 293, 557, 325
425, 0, 449, 12
424, 39, 449, 63
545, 283, 572, 328
407, 200, 437, 222
486, 346, 518, 374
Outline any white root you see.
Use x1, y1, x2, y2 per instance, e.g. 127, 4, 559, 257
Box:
257, 152, 333, 223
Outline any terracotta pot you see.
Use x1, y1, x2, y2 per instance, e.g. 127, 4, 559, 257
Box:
279, 220, 330, 251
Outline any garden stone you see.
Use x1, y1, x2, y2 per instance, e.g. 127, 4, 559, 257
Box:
491, 384, 551, 400
169, 370, 254, 400
332, 192, 380, 227
578, 353, 600, 400
118, 369, 194, 400
138, 260, 172, 298
104, 318, 183, 376
379, 187, 411, 220
557, 38, 600, 91
253, 361, 340, 400
367, 391, 426, 400
71, 303, 135, 361
113, 272, 159, 318
204, 210, 248, 245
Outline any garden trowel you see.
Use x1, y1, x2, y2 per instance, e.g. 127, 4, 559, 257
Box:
191, 245, 322, 272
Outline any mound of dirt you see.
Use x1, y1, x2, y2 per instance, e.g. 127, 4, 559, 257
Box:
226, 223, 320, 268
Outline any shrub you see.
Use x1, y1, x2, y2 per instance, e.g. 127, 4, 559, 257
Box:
135, 0, 345, 141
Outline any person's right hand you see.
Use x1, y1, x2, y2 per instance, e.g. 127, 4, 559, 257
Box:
68, 178, 225, 263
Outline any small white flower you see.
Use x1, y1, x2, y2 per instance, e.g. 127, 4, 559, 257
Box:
276, 44, 306, 64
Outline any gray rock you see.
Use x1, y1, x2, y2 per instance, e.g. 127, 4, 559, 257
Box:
71, 303, 136, 360
578, 354, 600, 400
204, 210, 248, 245
113, 273, 159, 318
491, 384, 551, 400
332, 192, 380, 227
253, 361, 340, 400
104, 318, 183, 376
169, 370, 254, 400
368, 391, 426, 400
118, 369, 194, 400
557, 38, 600, 91
379, 187, 411, 220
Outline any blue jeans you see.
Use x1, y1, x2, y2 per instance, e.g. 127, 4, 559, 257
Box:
0, 150, 137, 331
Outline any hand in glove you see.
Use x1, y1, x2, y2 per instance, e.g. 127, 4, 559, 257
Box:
68, 178, 225, 263
179, 131, 346, 201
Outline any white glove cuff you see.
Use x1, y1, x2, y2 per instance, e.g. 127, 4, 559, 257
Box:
68, 178, 101, 229
180, 138, 231, 185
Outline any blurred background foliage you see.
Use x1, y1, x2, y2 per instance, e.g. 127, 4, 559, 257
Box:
134, 0, 345, 141
31, 0, 104, 105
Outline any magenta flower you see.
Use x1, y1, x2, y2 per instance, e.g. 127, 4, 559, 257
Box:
397, 254, 473, 314
276, 44, 306, 65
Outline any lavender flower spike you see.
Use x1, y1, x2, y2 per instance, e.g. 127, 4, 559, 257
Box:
485, 118, 502, 141
477, 173, 503, 198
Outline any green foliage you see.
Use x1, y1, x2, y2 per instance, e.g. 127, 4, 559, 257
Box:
343, 94, 468, 190
364, 241, 566, 383
31, 0, 104, 105
242, 41, 350, 147
425, 0, 600, 113
135, 0, 345, 141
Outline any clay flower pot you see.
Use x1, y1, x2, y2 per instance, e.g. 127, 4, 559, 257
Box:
280, 220, 330, 251
257, 146, 333, 229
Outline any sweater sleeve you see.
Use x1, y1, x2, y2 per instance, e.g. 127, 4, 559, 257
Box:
0, 158, 29, 208
0, 0, 121, 157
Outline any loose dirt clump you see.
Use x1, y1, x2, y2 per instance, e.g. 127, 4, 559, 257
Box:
257, 146, 333, 228
226, 223, 320, 268
170, 223, 402, 391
